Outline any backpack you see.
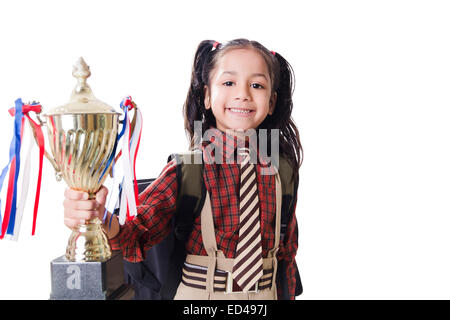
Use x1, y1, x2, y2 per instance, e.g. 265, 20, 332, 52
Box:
120, 150, 303, 300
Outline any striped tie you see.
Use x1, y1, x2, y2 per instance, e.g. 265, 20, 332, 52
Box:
231, 146, 263, 292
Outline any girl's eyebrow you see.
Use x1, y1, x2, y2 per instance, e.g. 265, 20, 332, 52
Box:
220, 71, 268, 80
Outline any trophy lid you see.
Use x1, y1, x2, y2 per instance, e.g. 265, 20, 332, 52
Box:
45, 57, 120, 116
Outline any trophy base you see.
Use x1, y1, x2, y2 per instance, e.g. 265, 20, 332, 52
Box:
50, 250, 134, 300
66, 217, 112, 262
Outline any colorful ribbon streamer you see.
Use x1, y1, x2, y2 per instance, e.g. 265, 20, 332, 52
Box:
24, 110, 45, 236
0, 99, 43, 239
117, 96, 141, 225
0, 99, 23, 238
10, 116, 33, 241
102, 96, 142, 227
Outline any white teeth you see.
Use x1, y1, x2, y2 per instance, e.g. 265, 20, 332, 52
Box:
228, 108, 251, 114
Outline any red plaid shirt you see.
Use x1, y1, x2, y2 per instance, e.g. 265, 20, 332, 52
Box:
110, 128, 299, 299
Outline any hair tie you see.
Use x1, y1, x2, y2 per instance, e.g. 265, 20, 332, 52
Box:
212, 41, 221, 51
271, 50, 276, 56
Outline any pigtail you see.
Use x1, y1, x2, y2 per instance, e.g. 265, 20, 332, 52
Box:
258, 50, 302, 181
272, 52, 302, 179
183, 40, 218, 149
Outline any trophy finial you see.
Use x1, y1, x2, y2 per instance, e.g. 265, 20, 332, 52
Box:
47, 58, 120, 115
72, 57, 91, 94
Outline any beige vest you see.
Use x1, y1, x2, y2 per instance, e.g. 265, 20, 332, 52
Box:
174, 171, 282, 300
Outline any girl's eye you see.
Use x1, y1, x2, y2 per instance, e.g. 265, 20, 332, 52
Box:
251, 83, 264, 89
223, 81, 234, 86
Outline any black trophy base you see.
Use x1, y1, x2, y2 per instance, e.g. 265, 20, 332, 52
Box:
50, 251, 134, 300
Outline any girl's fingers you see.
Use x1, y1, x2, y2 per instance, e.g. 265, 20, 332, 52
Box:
64, 209, 100, 221
64, 217, 97, 229
63, 198, 99, 211
96, 186, 109, 205
64, 217, 82, 229
64, 188, 89, 201
63, 188, 108, 231
64, 217, 75, 229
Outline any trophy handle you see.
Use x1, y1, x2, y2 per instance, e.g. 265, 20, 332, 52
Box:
33, 113, 63, 181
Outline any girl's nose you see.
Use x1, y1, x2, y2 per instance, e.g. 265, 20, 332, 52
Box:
234, 84, 250, 102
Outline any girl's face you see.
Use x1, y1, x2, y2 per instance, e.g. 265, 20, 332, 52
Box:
204, 48, 277, 132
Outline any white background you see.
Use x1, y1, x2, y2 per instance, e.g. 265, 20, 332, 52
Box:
0, 0, 449, 300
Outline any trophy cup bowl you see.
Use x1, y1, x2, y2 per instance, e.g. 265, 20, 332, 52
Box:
47, 113, 118, 262
41, 57, 120, 262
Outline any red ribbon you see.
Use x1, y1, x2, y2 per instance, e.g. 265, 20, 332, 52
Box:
0, 116, 24, 239
123, 96, 140, 214
133, 124, 141, 206
123, 96, 135, 111
24, 114, 45, 235
6, 103, 44, 236
126, 115, 131, 222
1, 158, 16, 238
8, 104, 42, 116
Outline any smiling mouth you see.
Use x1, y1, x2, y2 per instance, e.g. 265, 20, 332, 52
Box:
226, 107, 255, 115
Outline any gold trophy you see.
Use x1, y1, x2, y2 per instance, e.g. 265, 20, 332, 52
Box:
36, 57, 133, 299
38, 57, 118, 262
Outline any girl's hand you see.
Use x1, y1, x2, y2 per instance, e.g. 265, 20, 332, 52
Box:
63, 186, 109, 229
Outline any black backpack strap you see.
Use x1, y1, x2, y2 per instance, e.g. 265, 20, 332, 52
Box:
120, 151, 206, 300
277, 156, 303, 299
120, 178, 162, 299
170, 151, 205, 241
159, 151, 205, 299
278, 156, 296, 244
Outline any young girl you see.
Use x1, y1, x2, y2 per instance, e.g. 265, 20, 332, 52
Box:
63, 38, 303, 300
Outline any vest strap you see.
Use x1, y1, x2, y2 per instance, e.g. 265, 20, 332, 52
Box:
197, 170, 282, 293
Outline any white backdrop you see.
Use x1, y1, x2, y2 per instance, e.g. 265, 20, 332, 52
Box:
0, 0, 450, 300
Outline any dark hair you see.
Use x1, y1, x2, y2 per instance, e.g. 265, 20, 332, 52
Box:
182, 38, 303, 178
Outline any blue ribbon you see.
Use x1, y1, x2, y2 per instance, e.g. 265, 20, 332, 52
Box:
97, 101, 128, 184
0, 136, 16, 237
99, 100, 129, 230
118, 100, 128, 141
6, 99, 24, 235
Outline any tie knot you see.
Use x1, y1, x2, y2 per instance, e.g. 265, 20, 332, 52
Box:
237, 147, 251, 165
237, 147, 250, 156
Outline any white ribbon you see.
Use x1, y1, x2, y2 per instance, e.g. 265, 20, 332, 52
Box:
129, 107, 142, 193
10, 122, 33, 241
118, 110, 137, 225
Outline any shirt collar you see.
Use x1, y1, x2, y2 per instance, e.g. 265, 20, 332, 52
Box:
201, 127, 271, 167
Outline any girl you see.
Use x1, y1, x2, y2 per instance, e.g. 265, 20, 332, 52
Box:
63, 38, 303, 300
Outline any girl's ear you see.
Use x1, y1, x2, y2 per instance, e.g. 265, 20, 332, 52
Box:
204, 85, 211, 109
268, 92, 277, 115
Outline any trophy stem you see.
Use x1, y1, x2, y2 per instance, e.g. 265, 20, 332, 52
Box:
66, 217, 112, 262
